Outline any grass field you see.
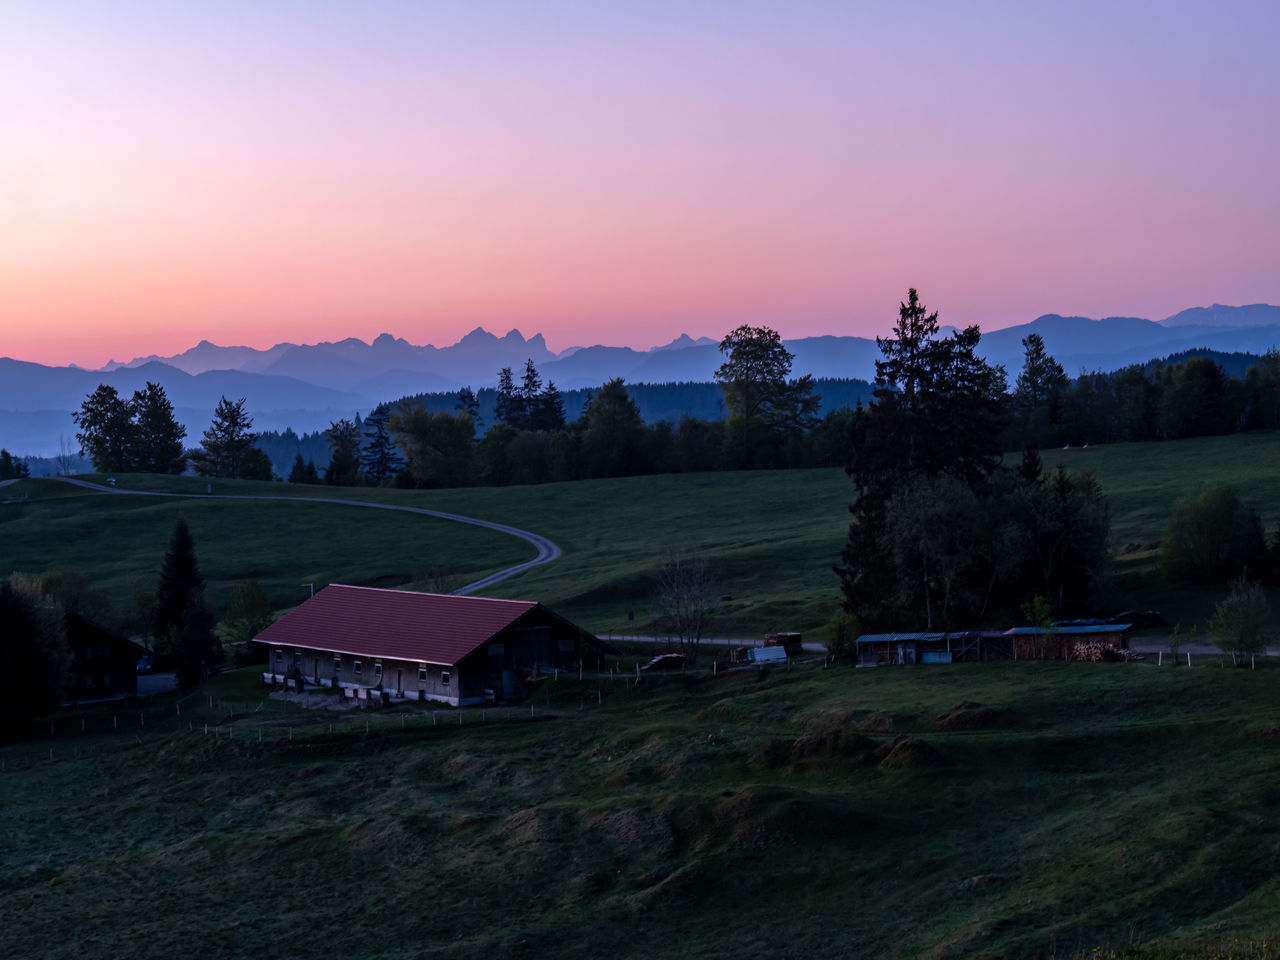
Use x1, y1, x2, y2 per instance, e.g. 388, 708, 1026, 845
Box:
0, 478, 532, 615
4, 659, 1280, 959
3, 430, 1279, 639
1029, 433, 1280, 634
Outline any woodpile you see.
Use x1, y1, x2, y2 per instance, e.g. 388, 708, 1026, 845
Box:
1071, 640, 1141, 662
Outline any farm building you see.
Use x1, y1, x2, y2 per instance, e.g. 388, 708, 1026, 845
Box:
855, 631, 1010, 666
857, 624, 1132, 665
1003, 623, 1132, 660
66, 613, 144, 701
251, 584, 615, 706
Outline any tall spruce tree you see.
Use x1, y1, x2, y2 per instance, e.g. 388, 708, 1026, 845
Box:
838, 289, 1010, 630
360, 409, 404, 485
1014, 333, 1067, 451
153, 517, 206, 660
190, 396, 264, 479
494, 367, 521, 427
455, 386, 482, 428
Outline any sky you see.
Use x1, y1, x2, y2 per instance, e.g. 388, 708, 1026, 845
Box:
2, 1, 1278, 368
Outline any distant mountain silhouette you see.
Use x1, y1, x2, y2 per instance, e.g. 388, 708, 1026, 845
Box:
1160, 303, 1280, 328
0, 358, 365, 459
7, 304, 1279, 459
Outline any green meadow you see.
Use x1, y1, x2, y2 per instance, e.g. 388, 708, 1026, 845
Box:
5, 434, 1280, 957
0, 479, 530, 614
4, 429, 1280, 637
3, 660, 1279, 959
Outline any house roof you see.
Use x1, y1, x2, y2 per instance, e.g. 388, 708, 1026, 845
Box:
251, 584, 580, 666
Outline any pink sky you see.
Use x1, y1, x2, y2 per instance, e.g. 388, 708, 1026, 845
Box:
3, 2, 1278, 368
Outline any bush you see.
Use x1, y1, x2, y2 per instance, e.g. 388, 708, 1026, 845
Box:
1159, 486, 1268, 583
1209, 573, 1274, 665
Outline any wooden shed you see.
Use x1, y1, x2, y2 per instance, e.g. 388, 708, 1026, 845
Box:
251, 584, 616, 706
1003, 624, 1132, 660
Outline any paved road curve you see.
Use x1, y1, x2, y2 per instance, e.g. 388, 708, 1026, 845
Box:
45, 477, 560, 596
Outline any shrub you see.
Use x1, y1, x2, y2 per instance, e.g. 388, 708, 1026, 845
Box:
1159, 486, 1268, 583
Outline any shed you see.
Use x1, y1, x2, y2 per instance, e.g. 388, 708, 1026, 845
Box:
856, 630, 1024, 665
1003, 624, 1132, 660
251, 584, 616, 706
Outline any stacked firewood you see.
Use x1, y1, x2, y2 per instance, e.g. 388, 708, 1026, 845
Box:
1071, 640, 1140, 662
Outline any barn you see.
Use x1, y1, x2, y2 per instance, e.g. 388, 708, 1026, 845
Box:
251, 584, 615, 706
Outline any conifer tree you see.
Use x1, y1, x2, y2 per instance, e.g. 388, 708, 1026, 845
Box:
153, 517, 205, 647
360, 409, 404, 485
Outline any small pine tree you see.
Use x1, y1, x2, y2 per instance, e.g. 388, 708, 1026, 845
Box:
172, 588, 218, 689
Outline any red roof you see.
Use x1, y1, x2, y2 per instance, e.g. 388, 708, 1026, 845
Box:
252, 584, 540, 666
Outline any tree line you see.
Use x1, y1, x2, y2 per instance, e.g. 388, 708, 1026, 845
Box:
74, 387, 274, 480
1009, 340, 1280, 451
68, 322, 1280, 493
833, 289, 1280, 643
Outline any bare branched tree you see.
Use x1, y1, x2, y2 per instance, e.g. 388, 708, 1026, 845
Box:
655, 544, 718, 665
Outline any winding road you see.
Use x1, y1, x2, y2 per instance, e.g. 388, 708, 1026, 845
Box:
41, 477, 560, 596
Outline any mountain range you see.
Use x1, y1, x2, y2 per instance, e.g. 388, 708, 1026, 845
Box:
5, 304, 1279, 459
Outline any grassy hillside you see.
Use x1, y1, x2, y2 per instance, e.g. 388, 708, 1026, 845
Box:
1028, 433, 1280, 633
3, 430, 1279, 638
4, 660, 1279, 959
1026, 432, 1280, 549
0, 477, 532, 615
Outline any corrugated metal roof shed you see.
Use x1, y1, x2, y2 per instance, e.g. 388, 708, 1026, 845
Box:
855, 632, 948, 644
252, 584, 579, 666
1004, 624, 1132, 637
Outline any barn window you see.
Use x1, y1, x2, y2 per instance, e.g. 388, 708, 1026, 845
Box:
332, 656, 341, 674
374, 662, 383, 680
353, 660, 362, 675
441, 671, 451, 686
418, 667, 427, 682
275, 649, 283, 662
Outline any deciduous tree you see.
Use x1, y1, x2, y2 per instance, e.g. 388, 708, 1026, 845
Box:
74, 384, 136, 472
714, 324, 819, 468
324, 418, 363, 486
1209, 573, 1274, 665
1160, 486, 1268, 584
129, 381, 187, 473
389, 403, 475, 488
654, 544, 718, 665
